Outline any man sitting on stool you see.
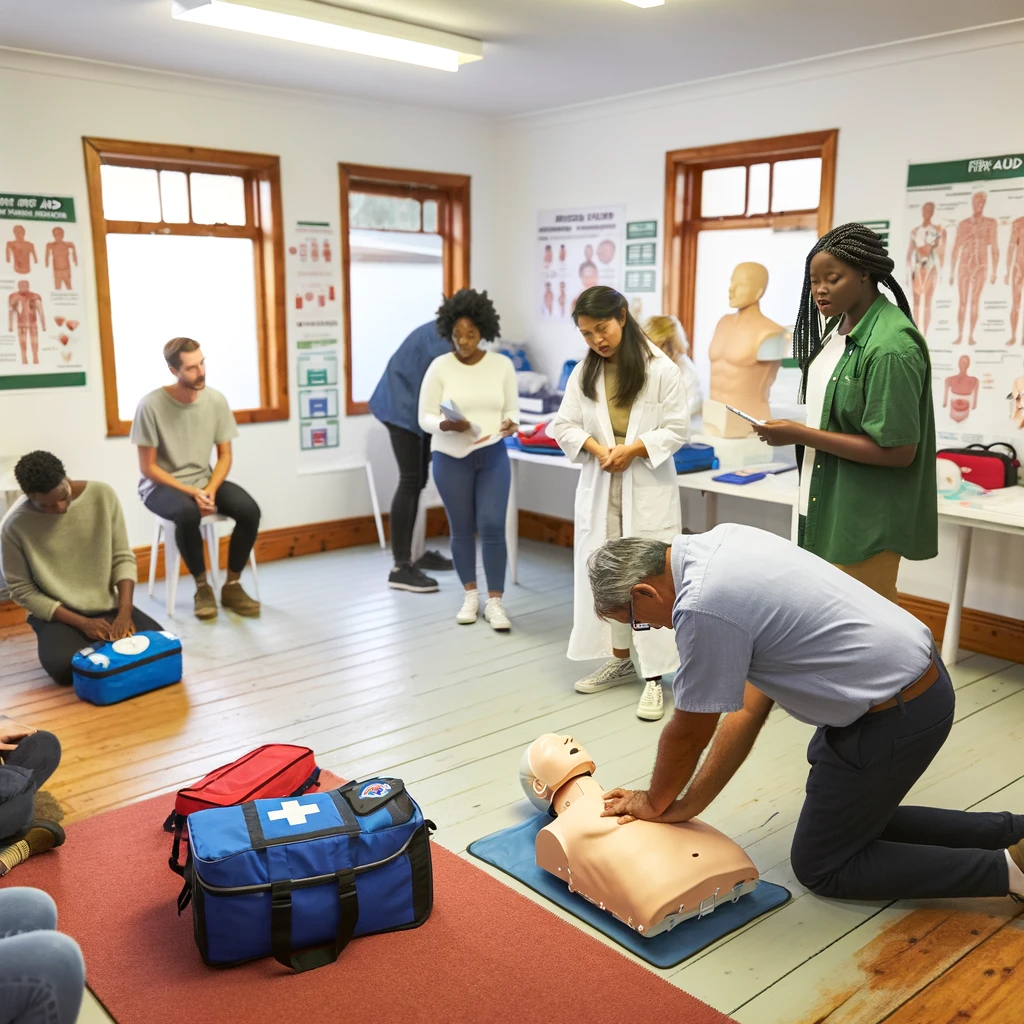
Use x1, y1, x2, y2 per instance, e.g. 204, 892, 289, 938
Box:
593, 524, 1024, 904
0, 451, 164, 686
131, 337, 261, 621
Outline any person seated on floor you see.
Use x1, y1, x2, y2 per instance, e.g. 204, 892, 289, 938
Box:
130, 336, 261, 621
0, 887, 84, 1024
0, 718, 64, 877
0, 451, 165, 687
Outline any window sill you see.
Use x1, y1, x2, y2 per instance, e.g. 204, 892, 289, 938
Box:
106, 404, 289, 438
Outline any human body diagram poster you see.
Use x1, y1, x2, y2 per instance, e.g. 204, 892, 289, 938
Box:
288, 220, 341, 450
0, 193, 89, 391
905, 156, 1024, 449
537, 206, 625, 322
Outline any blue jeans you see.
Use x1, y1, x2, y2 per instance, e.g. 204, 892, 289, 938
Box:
432, 443, 510, 593
0, 889, 84, 1024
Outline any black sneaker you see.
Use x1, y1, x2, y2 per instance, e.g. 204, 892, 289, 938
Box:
388, 564, 439, 593
415, 550, 454, 572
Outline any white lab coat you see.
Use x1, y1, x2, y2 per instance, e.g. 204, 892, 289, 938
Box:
550, 343, 690, 676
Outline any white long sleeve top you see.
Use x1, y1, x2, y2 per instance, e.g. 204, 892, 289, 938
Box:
418, 351, 520, 458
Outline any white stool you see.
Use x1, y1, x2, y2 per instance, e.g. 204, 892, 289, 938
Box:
148, 513, 260, 617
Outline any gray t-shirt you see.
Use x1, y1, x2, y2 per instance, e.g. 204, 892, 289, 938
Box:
130, 387, 239, 499
670, 524, 933, 728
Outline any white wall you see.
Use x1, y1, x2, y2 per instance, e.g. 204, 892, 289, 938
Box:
490, 23, 1024, 618
0, 49, 496, 548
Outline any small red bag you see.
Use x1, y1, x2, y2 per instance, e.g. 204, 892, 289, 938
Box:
937, 443, 1019, 490
163, 744, 320, 874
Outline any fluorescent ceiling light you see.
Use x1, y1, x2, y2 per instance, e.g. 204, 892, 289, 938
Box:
621, 0, 665, 7
172, 0, 484, 72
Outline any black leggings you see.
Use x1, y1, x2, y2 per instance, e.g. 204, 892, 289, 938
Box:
386, 424, 431, 566
27, 606, 164, 687
143, 480, 261, 578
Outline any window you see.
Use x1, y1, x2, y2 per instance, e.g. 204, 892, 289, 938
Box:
83, 138, 288, 436
339, 165, 470, 415
664, 131, 838, 358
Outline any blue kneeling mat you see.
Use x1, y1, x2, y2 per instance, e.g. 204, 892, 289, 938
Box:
468, 812, 790, 969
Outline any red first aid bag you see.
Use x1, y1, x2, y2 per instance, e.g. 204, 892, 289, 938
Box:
937, 443, 1019, 490
163, 744, 320, 874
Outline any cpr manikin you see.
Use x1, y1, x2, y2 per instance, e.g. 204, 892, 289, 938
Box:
943, 355, 979, 424
703, 263, 785, 437
520, 734, 758, 937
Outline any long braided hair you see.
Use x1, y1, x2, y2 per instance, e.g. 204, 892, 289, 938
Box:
793, 223, 914, 399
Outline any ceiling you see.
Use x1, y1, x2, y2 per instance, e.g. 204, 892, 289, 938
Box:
4, 0, 1022, 117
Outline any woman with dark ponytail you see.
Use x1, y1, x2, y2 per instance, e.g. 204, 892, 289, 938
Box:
754, 223, 937, 601
551, 286, 690, 721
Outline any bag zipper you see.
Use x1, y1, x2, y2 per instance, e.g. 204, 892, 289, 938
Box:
74, 646, 179, 679
194, 827, 422, 895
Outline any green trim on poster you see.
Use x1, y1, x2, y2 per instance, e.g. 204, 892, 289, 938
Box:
626, 220, 657, 240
0, 194, 76, 222
296, 221, 330, 227
295, 338, 338, 350
0, 372, 86, 390
907, 156, 1024, 188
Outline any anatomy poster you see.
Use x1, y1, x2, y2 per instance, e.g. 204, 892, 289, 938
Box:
0, 193, 88, 391
537, 205, 625, 322
288, 220, 341, 450
905, 156, 1024, 450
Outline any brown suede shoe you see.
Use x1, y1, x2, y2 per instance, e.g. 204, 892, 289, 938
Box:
194, 583, 218, 620
0, 820, 65, 876
221, 581, 261, 617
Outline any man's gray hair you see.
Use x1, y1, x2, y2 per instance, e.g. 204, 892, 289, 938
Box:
587, 537, 670, 619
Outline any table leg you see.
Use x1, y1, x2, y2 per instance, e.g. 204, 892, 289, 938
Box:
506, 457, 519, 585
940, 524, 973, 667
704, 491, 718, 532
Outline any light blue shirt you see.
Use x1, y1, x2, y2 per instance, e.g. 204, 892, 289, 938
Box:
670, 525, 933, 727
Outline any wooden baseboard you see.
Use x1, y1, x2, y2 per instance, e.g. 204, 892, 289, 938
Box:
0, 507, 449, 630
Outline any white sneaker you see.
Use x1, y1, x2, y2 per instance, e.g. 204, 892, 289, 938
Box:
637, 678, 665, 721
484, 597, 511, 632
456, 590, 479, 625
575, 657, 639, 694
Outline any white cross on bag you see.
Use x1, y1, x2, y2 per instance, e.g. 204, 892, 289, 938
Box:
267, 800, 321, 827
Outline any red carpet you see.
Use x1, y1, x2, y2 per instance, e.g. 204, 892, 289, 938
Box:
1, 775, 735, 1024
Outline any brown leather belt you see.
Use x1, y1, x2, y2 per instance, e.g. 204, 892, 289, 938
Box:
867, 658, 940, 714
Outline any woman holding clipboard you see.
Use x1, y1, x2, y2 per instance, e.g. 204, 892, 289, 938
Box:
418, 290, 519, 630
550, 287, 690, 721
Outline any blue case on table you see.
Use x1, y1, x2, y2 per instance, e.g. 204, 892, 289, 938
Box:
712, 470, 767, 485
179, 778, 434, 971
673, 443, 719, 474
71, 629, 182, 705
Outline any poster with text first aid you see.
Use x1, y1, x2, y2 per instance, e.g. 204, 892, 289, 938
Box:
0, 192, 89, 392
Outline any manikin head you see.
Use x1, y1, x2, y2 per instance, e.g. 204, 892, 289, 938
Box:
52, 227, 65, 241
972, 192, 987, 216
15, 450, 73, 515
13, 226, 25, 240
435, 288, 501, 364
519, 734, 596, 812
728, 263, 769, 310
165, 336, 206, 391
587, 537, 676, 631
922, 202, 935, 223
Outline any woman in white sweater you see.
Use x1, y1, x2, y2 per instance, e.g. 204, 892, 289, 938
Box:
419, 290, 519, 630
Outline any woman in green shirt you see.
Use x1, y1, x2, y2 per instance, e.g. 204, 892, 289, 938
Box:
754, 224, 937, 601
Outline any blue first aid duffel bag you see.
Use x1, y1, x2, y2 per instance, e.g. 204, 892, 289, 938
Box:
179, 778, 435, 971
71, 630, 182, 705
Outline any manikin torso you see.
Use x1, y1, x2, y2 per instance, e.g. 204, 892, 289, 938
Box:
523, 735, 758, 938
703, 263, 784, 437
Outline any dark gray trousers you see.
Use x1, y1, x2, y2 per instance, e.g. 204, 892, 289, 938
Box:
0, 732, 61, 843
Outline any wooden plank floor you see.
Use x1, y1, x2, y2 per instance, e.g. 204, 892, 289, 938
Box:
2, 540, 1023, 1024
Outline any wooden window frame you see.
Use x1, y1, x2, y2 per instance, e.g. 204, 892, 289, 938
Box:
83, 137, 288, 437
663, 130, 838, 345
339, 163, 470, 416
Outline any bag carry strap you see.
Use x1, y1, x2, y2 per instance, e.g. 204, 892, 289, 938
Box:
270, 869, 358, 973
291, 766, 321, 798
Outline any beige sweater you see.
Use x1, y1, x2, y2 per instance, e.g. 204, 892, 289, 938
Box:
0, 482, 137, 621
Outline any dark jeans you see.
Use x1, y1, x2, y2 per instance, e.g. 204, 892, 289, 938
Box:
144, 480, 261, 578
27, 606, 164, 687
431, 443, 510, 593
386, 423, 432, 566
792, 659, 1022, 900
0, 731, 61, 842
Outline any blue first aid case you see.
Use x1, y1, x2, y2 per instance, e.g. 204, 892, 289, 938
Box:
71, 630, 182, 705
673, 443, 719, 474
180, 778, 434, 971
712, 470, 767, 485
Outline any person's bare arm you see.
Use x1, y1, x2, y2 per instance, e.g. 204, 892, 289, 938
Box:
137, 446, 208, 500
205, 442, 232, 497
582, 436, 610, 462
754, 421, 917, 468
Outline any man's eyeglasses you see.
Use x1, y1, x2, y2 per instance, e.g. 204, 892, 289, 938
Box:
630, 599, 651, 632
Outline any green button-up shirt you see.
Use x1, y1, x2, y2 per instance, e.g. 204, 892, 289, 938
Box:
801, 295, 938, 565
